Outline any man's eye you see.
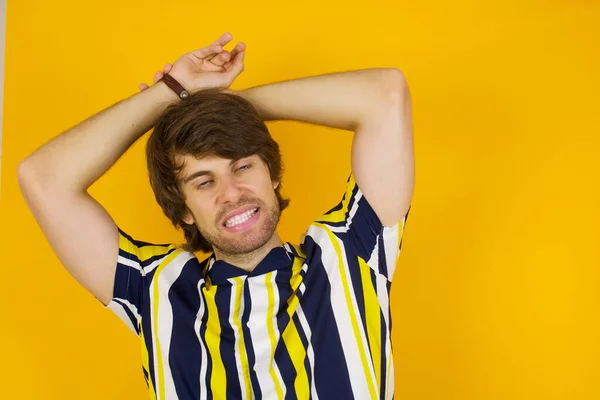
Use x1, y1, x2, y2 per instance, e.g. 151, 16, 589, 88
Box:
197, 180, 212, 189
238, 164, 251, 171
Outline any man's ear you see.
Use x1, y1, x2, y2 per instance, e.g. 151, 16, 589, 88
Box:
273, 181, 280, 190
183, 211, 195, 225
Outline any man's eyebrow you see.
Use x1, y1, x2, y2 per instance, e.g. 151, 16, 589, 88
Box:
181, 159, 242, 185
181, 170, 211, 184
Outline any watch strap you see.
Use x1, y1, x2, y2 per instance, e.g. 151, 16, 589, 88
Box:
160, 74, 189, 100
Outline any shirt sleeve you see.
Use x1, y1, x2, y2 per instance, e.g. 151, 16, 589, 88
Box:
315, 173, 410, 281
105, 228, 176, 335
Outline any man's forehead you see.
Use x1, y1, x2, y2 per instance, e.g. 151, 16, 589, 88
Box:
175, 153, 226, 165
175, 153, 256, 173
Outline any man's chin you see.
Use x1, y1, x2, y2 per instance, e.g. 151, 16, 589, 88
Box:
213, 233, 273, 256
216, 223, 278, 256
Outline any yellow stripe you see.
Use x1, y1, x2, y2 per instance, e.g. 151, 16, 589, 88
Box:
315, 174, 357, 224
265, 272, 284, 400
282, 256, 309, 397
140, 327, 157, 400
315, 222, 378, 399
282, 321, 309, 398
359, 256, 382, 392
202, 280, 227, 399
119, 232, 173, 263
202, 259, 212, 276
150, 248, 183, 400
232, 277, 253, 399
287, 256, 305, 312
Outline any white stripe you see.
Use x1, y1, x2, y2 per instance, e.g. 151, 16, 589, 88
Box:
382, 225, 400, 279
247, 272, 280, 398
117, 252, 168, 275
150, 251, 195, 399
322, 190, 362, 233
195, 280, 209, 400
310, 225, 377, 398
107, 299, 138, 334
386, 342, 395, 400
375, 238, 394, 399
117, 255, 142, 271
376, 273, 391, 335
229, 277, 248, 400
283, 243, 295, 255
271, 272, 286, 398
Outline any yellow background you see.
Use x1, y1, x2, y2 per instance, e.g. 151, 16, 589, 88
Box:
1, 0, 599, 398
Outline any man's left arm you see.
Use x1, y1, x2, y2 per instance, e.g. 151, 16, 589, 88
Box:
237, 68, 414, 226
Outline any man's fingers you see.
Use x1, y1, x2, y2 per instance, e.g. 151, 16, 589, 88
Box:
190, 44, 223, 59
212, 32, 233, 47
229, 42, 246, 58
163, 63, 172, 73
139, 83, 149, 91
153, 71, 164, 84
223, 43, 246, 71
209, 51, 231, 66
225, 51, 245, 80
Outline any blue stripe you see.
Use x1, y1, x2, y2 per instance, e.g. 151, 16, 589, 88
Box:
198, 280, 214, 400
298, 237, 354, 399
112, 263, 143, 309
167, 259, 204, 399
273, 266, 296, 399
215, 284, 242, 398
118, 227, 171, 248
140, 306, 157, 394
112, 298, 140, 335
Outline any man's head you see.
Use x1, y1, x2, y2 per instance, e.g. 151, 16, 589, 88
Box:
146, 89, 289, 254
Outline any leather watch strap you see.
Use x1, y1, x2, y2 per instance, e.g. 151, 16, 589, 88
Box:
160, 74, 189, 99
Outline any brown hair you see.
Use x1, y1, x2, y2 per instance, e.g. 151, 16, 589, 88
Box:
146, 88, 290, 253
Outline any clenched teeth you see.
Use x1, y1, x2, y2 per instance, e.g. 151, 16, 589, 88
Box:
225, 208, 258, 227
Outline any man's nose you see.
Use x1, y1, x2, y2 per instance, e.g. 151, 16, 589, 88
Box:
218, 177, 243, 203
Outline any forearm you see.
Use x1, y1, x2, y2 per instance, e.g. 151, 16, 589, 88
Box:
18, 82, 180, 193
237, 68, 405, 130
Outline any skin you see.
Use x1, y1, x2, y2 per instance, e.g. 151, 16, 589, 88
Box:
176, 153, 283, 271
18, 32, 414, 307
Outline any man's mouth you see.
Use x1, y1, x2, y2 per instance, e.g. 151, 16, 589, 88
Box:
223, 207, 259, 228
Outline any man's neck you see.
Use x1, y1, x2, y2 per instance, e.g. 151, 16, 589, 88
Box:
213, 233, 284, 272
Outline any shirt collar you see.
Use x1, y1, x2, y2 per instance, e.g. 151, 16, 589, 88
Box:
206, 244, 295, 284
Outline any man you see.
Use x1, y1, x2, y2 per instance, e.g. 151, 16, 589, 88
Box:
18, 32, 414, 399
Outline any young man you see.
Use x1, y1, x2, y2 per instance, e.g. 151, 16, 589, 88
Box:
18, 32, 414, 399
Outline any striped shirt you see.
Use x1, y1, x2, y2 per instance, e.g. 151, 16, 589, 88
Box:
107, 173, 409, 399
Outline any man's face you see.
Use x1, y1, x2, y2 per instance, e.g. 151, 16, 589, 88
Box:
176, 153, 281, 255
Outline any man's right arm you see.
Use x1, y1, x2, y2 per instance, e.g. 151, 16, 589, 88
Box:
17, 82, 181, 305
17, 33, 246, 306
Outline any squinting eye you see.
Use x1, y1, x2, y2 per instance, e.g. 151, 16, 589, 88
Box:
238, 164, 251, 171
197, 180, 212, 189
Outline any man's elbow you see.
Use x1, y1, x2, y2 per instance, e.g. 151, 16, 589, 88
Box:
380, 68, 409, 101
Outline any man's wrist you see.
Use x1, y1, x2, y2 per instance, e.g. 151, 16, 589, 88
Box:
154, 80, 183, 104
157, 73, 190, 100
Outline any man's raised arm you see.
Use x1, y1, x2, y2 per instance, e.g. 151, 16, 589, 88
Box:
17, 33, 245, 305
236, 68, 414, 226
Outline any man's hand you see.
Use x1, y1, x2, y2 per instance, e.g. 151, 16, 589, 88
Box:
139, 32, 245, 93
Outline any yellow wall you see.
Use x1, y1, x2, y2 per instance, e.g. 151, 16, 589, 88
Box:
1, 0, 599, 398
